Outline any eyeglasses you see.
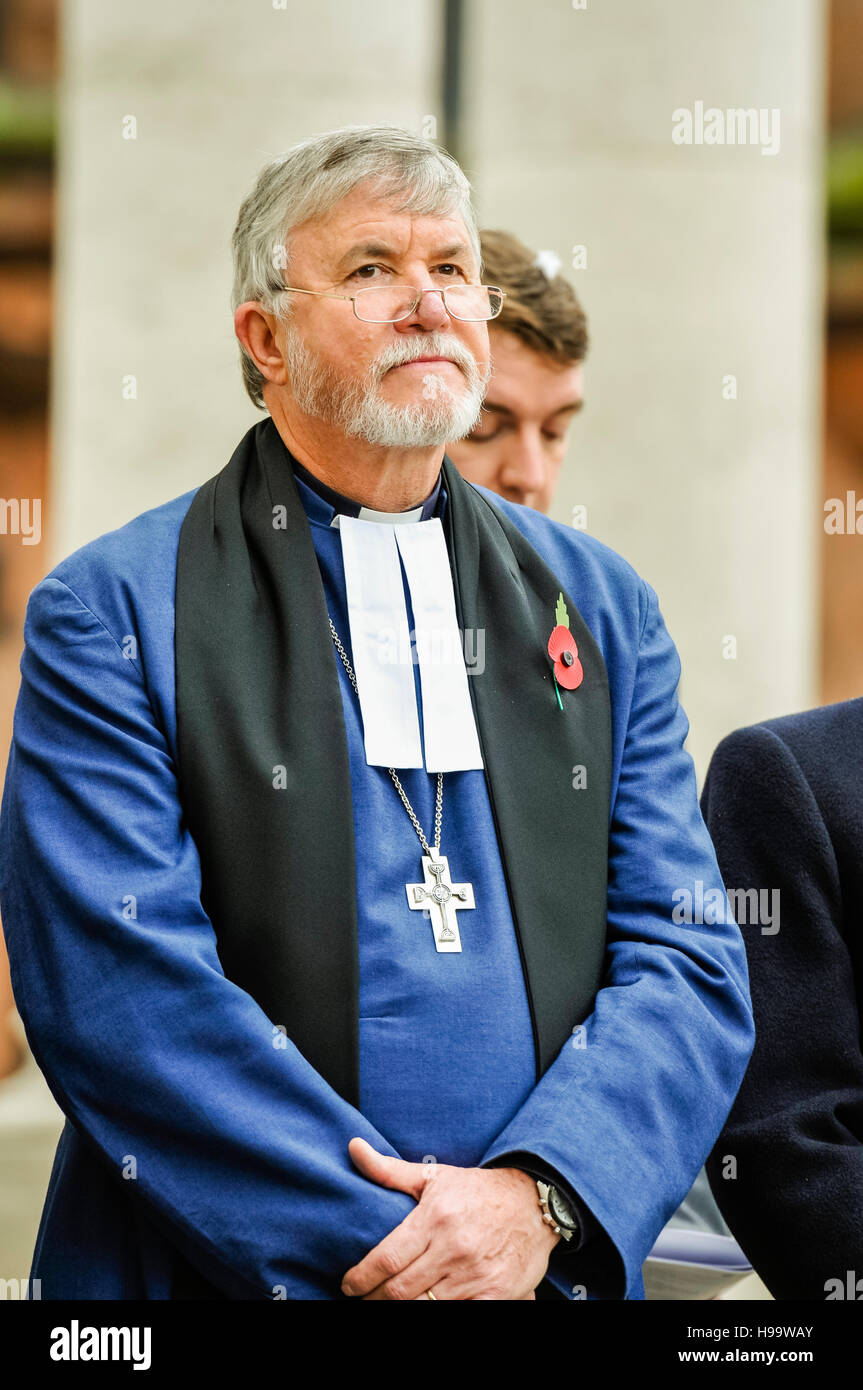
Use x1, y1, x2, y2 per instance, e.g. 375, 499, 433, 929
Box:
279, 283, 505, 324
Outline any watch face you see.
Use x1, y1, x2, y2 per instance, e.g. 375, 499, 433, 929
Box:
548, 1185, 577, 1230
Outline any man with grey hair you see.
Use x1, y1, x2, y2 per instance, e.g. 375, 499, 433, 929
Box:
0, 125, 753, 1301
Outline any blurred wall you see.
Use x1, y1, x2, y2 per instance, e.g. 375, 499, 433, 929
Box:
0, 0, 60, 1281
822, 0, 863, 705
49, 0, 826, 786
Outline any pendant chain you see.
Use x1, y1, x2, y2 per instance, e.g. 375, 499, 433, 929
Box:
328, 618, 443, 857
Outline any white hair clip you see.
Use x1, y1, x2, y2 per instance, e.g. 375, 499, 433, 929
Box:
533, 249, 562, 280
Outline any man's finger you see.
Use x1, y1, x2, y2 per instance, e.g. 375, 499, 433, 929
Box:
347, 1136, 430, 1199
360, 1251, 450, 1301
341, 1220, 430, 1298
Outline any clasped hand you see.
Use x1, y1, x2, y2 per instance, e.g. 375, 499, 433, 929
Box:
340, 1136, 560, 1301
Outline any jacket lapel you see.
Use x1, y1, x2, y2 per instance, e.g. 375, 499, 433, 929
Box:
175, 419, 360, 1103
441, 457, 612, 1074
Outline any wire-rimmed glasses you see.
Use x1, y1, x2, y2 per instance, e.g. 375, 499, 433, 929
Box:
280, 283, 505, 324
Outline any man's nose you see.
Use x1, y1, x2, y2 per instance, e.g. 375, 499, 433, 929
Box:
394, 287, 452, 333
500, 432, 547, 500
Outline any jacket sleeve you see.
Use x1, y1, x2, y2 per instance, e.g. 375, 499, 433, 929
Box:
478, 580, 755, 1298
702, 723, 863, 1300
0, 576, 416, 1299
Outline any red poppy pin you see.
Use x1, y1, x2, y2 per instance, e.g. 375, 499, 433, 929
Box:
547, 593, 583, 708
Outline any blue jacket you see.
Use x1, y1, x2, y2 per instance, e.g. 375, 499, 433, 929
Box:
703, 700, 863, 1298
0, 472, 754, 1299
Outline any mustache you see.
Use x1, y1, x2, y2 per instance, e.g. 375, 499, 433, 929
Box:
370, 334, 483, 381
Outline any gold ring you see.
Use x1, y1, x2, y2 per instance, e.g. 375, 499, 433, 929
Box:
426, 1289, 437, 1301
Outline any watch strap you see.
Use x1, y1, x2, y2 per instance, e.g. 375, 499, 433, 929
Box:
536, 1179, 576, 1241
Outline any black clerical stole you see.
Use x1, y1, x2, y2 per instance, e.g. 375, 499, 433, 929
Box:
174, 418, 612, 1107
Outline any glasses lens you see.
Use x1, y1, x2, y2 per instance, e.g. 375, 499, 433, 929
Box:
444, 286, 503, 321
353, 287, 418, 322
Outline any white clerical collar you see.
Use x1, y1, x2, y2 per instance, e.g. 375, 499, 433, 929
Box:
338, 514, 484, 773
331, 502, 424, 528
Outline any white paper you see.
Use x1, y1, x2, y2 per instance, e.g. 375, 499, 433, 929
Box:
647, 1228, 752, 1272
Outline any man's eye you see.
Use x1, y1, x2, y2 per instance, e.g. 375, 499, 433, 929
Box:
350, 264, 386, 281
435, 264, 465, 278
468, 422, 502, 443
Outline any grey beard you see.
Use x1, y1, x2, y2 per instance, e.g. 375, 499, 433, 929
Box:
285, 328, 490, 448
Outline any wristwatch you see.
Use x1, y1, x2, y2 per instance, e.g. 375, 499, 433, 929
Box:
536, 1179, 579, 1242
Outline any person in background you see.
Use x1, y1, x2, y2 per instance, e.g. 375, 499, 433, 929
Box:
703, 699, 863, 1300
446, 229, 586, 512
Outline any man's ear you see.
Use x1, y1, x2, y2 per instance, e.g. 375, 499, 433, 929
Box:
234, 302, 289, 387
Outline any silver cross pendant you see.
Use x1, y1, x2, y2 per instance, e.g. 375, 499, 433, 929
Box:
406, 852, 475, 953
